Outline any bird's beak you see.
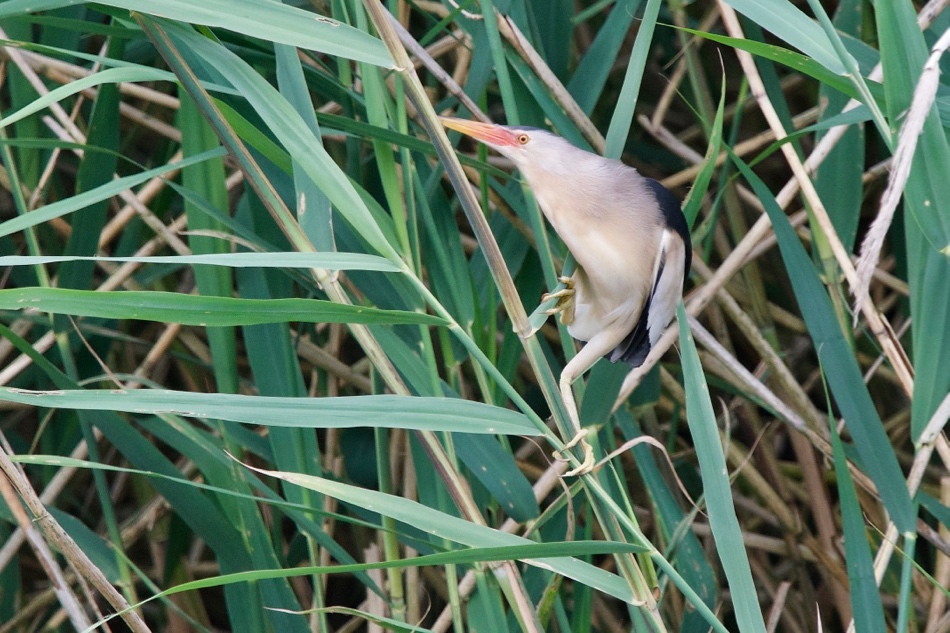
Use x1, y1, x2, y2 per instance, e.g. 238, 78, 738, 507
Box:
439, 117, 519, 148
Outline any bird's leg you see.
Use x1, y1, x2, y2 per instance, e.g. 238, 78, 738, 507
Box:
552, 336, 615, 476
554, 370, 594, 476
542, 276, 576, 326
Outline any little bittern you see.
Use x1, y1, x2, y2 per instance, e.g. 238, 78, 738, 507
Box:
441, 117, 692, 475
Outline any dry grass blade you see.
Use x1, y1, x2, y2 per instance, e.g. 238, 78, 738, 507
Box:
0, 442, 148, 632
919, 392, 950, 446
688, 315, 806, 431
496, 15, 605, 152
0, 454, 91, 631
853, 25, 950, 323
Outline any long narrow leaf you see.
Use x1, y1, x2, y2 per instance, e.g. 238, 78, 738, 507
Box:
604, 0, 662, 159
0, 66, 173, 129
0, 388, 539, 436
0, 0, 393, 67
0, 288, 442, 326
255, 468, 639, 604
677, 303, 766, 632
722, 0, 843, 74
677, 27, 880, 106
827, 413, 887, 631
150, 18, 401, 262
85, 538, 645, 632
0, 148, 225, 239
0, 252, 400, 271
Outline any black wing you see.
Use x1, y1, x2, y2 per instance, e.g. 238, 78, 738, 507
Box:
608, 251, 666, 368
606, 178, 691, 368
643, 178, 691, 282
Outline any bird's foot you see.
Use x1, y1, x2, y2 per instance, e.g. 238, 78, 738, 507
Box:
553, 428, 595, 476
541, 277, 576, 326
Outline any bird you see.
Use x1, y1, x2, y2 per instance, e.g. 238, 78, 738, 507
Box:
440, 117, 692, 474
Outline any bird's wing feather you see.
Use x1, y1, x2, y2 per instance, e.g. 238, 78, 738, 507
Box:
646, 230, 687, 346
609, 229, 686, 368
643, 178, 691, 282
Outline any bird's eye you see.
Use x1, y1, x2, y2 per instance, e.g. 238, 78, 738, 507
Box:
517, 133, 530, 145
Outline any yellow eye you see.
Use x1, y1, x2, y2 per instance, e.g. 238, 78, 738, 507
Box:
517, 133, 530, 145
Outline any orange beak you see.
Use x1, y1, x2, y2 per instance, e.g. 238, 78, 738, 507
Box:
439, 117, 519, 148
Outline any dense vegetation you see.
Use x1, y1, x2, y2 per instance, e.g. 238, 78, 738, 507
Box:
0, 0, 947, 631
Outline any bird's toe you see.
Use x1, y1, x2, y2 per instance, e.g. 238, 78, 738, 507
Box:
556, 429, 595, 476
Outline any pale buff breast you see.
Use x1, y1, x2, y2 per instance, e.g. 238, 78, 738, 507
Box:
523, 159, 664, 336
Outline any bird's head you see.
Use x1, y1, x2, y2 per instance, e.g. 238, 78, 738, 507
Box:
439, 117, 573, 173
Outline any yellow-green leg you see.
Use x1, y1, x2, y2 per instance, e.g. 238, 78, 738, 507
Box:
542, 276, 576, 326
